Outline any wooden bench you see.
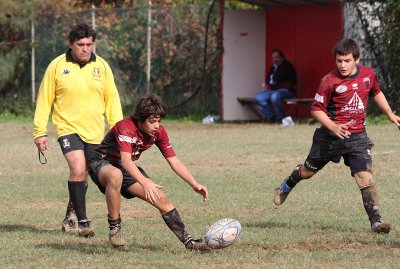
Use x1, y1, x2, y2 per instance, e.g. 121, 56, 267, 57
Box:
237, 97, 265, 119
237, 97, 314, 120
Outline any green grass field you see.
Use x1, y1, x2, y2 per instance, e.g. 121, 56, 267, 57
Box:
0, 121, 399, 268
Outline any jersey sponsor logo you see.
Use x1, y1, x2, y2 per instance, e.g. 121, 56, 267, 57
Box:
61, 69, 72, 76
363, 77, 371, 88
352, 83, 359, 90
340, 93, 365, 113
92, 68, 101, 77
118, 135, 137, 143
62, 138, 70, 149
335, 85, 347, 93
314, 93, 324, 103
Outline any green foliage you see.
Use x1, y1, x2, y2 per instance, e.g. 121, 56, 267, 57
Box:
0, 0, 69, 115
224, 0, 262, 10
347, 1, 400, 115
366, 114, 392, 125
0, 110, 33, 122
0, 1, 221, 117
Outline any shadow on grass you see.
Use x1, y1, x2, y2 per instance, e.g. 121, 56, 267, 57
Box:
375, 238, 400, 249
243, 220, 289, 229
0, 224, 173, 253
35, 241, 202, 254
0, 224, 57, 233
243, 220, 359, 233
35, 242, 129, 254
243, 221, 400, 250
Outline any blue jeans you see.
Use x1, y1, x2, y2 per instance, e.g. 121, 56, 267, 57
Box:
254, 88, 295, 121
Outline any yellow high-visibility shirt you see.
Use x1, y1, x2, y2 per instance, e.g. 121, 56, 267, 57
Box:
33, 51, 123, 144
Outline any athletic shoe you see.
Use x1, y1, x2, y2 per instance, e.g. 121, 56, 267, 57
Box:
280, 116, 295, 128
273, 178, 292, 206
78, 220, 95, 238
371, 221, 392, 234
185, 239, 211, 252
109, 226, 126, 247
61, 213, 78, 233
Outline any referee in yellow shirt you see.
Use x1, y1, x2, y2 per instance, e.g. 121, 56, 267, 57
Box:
33, 23, 123, 237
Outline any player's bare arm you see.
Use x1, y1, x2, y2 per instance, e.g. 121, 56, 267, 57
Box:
373, 92, 400, 129
120, 151, 163, 204
34, 136, 49, 151
166, 156, 209, 202
311, 110, 350, 139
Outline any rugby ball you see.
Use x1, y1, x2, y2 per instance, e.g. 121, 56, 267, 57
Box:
204, 218, 241, 249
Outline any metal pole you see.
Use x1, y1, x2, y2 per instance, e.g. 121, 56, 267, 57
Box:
146, 1, 152, 94
91, 4, 96, 54
31, 18, 36, 107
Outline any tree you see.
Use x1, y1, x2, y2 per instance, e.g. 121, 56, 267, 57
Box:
346, 0, 400, 114
0, 0, 222, 116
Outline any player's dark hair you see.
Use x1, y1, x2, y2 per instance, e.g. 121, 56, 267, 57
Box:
132, 94, 166, 124
333, 38, 360, 60
272, 48, 284, 58
68, 23, 96, 42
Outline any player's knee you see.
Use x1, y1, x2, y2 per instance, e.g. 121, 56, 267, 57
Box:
354, 171, 373, 189
155, 199, 174, 214
69, 167, 87, 180
157, 191, 169, 203
254, 96, 264, 105
106, 169, 123, 188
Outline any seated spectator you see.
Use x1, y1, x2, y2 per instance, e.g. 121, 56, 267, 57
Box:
254, 49, 297, 125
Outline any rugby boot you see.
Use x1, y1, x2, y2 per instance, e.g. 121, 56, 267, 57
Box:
371, 221, 392, 234
273, 177, 292, 206
77, 220, 95, 238
109, 225, 126, 247
61, 212, 78, 233
185, 239, 211, 252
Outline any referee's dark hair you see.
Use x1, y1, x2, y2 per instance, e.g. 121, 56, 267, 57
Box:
68, 23, 96, 42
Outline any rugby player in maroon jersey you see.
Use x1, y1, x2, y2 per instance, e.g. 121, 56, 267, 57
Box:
273, 38, 400, 233
88, 94, 209, 250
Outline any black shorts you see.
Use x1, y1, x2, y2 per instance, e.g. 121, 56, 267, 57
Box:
305, 127, 374, 176
88, 159, 149, 199
58, 133, 99, 162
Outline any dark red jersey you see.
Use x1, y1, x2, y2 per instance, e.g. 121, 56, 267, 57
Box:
96, 117, 176, 161
311, 65, 381, 133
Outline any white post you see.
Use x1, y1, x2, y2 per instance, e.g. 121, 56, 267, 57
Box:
31, 18, 36, 106
146, 0, 152, 93
91, 4, 96, 54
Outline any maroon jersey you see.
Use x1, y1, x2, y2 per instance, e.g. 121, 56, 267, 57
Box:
311, 65, 381, 133
96, 117, 176, 161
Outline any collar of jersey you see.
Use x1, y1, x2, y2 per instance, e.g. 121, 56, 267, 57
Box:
66, 49, 96, 68
348, 65, 360, 79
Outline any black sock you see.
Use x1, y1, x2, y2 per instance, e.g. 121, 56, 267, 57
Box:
162, 208, 192, 245
360, 185, 381, 225
108, 215, 121, 230
285, 164, 302, 189
68, 181, 88, 222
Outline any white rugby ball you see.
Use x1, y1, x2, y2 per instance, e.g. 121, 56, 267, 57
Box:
204, 218, 241, 249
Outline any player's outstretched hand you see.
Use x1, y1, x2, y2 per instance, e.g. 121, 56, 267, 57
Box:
389, 114, 400, 130
141, 178, 164, 204
193, 183, 208, 202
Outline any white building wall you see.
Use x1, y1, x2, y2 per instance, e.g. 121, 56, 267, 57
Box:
222, 10, 265, 121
